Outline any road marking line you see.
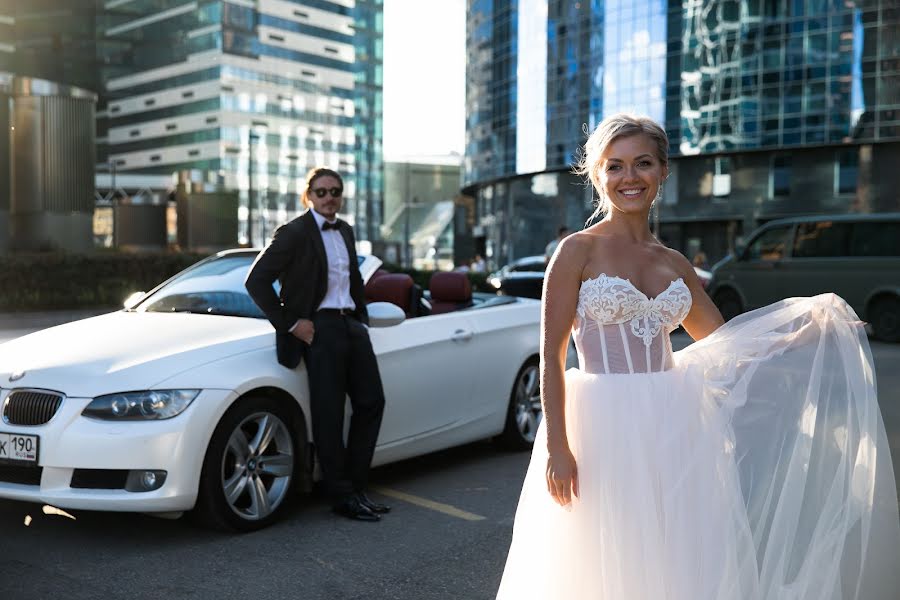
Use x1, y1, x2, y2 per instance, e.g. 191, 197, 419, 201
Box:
371, 486, 486, 521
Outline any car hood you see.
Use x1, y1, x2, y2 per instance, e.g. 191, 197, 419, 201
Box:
0, 311, 274, 397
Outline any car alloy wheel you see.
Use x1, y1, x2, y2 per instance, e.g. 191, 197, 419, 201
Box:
870, 296, 900, 343
221, 412, 294, 522
195, 396, 301, 531
514, 364, 541, 442
499, 358, 542, 450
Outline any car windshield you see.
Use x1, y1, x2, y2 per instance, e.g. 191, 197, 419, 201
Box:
134, 254, 267, 318
133, 253, 370, 318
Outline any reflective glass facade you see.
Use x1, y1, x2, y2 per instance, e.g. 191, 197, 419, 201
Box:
0, 0, 126, 93
466, 0, 517, 183
464, 0, 900, 268
671, 0, 898, 153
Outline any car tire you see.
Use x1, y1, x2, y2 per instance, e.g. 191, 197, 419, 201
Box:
714, 288, 743, 322
497, 357, 541, 450
194, 396, 303, 532
870, 296, 900, 343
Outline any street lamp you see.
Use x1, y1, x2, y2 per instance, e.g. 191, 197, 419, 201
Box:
247, 131, 259, 247
110, 159, 118, 248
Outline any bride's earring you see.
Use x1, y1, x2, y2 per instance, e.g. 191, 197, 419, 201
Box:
654, 184, 663, 204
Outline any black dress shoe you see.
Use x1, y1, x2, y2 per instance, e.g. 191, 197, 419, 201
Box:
356, 492, 391, 514
332, 495, 381, 522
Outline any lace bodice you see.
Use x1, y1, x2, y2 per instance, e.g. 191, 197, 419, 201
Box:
574, 274, 692, 374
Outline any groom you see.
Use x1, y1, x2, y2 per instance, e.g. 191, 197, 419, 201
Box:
245, 167, 390, 522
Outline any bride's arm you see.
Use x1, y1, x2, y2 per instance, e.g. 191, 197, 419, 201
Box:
541, 235, 586, 506
672, 251, 725, 341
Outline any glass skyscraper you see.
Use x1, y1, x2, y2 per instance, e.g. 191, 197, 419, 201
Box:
464, 0, 899, 267
1, 0, 384, 245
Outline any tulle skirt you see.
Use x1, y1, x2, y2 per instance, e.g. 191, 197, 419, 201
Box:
497, 294, 900, 600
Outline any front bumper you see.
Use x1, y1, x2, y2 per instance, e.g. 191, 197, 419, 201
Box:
0, 388, 237, 513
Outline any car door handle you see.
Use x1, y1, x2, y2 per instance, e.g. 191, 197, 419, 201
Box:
451, 329, 473, 342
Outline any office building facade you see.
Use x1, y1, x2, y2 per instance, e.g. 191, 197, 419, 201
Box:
1, 0, 384, 248
464, 0, 899, 267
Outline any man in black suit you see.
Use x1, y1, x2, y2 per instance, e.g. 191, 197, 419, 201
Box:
245, 167, 389, 522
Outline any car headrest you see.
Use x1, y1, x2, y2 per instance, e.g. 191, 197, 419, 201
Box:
365, 273, 414, 313
429, 271, 472, 303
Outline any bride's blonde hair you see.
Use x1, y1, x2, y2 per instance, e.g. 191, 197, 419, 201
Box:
575, 114, 669, 223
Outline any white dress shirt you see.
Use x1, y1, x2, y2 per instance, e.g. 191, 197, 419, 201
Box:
310, 209, 356, 311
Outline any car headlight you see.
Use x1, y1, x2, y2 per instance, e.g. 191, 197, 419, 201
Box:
82, 390, 200, 420
489, 277, 501, 289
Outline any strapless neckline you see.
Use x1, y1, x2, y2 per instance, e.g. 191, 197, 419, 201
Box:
575, 273, 693, 358
580, 273, 686, 302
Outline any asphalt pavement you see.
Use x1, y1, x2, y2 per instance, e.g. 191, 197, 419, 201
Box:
0, 439, 527, 600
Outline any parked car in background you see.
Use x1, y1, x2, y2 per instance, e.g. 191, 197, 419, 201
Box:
489, 255, 713, 300
0, 250, 542, 531
707, 213, 900, 342
488, 255, 547, 299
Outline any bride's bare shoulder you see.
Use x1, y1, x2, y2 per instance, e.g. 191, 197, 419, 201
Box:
549, 231, 594, 274
572, 225, 619, 250
657, 244, 695, 278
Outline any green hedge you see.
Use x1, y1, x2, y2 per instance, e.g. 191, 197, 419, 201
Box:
0, 252, 208, 311
0, 253, 493, 312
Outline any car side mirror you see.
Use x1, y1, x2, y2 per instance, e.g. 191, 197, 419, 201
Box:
733, 243, 745, 259
123, 291, 146, 310
368, 301, 406, 327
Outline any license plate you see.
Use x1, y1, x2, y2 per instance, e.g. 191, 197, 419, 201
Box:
0, 432, 39, 465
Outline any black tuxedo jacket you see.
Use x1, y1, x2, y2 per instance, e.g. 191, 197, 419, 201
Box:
245, 210, 369, 368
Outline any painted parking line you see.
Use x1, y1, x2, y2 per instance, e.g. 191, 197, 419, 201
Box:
371, 486, 487, 522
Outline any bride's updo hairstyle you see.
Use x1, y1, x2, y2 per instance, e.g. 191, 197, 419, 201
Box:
575, 113, 669, 223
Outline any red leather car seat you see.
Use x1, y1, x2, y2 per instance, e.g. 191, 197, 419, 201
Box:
365, 273, 417, 316
429, 272, 473, 314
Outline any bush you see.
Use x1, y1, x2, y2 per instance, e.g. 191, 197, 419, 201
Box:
0, 252, 208, 311
0, 253, 495, 312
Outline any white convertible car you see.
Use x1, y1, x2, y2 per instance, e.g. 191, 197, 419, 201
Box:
0, 250, 541, 530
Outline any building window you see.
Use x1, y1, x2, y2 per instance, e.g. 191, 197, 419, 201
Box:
836, 149, 858, 195
770, 154, 791, 198
713, 157, 731, 197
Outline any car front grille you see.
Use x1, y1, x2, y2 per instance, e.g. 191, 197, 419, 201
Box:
3, 390, 64, 426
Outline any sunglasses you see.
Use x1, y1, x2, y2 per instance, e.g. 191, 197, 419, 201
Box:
311, 187, 343, 198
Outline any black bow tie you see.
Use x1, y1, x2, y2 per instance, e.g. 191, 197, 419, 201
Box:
322, 220, 340, 231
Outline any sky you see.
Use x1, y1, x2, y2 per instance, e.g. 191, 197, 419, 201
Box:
382, 0, 466, 161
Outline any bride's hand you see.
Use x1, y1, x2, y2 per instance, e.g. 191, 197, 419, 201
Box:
545, 446, 579, 506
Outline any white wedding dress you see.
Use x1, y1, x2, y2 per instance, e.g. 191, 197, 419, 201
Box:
496, 274, 900, 599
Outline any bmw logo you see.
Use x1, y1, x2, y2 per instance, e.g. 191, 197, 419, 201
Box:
9, 371, 25, 382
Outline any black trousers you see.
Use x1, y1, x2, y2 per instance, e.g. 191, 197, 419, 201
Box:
306, 311, 385, 502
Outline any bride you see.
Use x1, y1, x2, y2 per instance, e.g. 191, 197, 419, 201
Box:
496, 114, 900, 599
